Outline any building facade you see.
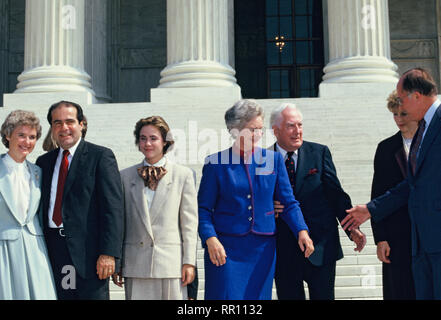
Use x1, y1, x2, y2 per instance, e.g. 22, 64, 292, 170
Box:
0, 0, 439, 299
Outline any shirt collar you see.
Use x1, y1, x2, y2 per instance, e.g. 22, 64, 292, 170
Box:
423, 99, 441, 127
4, 152, 27, 170
60, 137, 82, 158
143, 156, 166, 167
276, 143, 298, 158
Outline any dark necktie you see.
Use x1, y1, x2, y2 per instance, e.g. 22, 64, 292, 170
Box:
409, 119, 426, 176
137, 166, 167, 191
285, 151, 296, 192
53, 150, 70, 227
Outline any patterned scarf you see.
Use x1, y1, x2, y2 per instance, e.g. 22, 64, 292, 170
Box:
137, 166, 167, 191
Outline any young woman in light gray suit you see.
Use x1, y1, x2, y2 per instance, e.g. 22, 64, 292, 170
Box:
113, 116, 198, 300
0, 110, 56, 299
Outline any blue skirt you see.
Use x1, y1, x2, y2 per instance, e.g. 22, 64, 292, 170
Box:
204, 233, 276, 300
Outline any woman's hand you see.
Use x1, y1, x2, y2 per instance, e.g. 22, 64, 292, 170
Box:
206, 237, 227, 267
297, 230, 314, 258
377, 241, 391, 264
181, 264, 196, 286
111, 272, 124, 287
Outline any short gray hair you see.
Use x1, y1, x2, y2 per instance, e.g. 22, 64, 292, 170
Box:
225, 99, 264, 135
270, 103, 303, 128
1, 110, 42, 148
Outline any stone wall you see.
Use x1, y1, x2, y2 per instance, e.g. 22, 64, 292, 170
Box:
389, 0, 440, 87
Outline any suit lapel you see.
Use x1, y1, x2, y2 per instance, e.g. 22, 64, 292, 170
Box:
63, 139, 87, 197
0, 155, 20, 223
415, 107, 441, 175
149, 161, 173, 225
25, 161, 41, 224
394, 147, 408, 179
40, 149, 59, 229
294, 144, 308, 194
391, 131, 408, 179
130, 162, 154, 240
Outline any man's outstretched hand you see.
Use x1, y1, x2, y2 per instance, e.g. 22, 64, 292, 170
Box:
341, 205, 371, 231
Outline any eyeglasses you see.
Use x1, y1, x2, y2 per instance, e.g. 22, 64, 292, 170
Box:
396, 92, 413, 106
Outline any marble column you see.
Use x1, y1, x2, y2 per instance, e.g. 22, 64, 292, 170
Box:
15, 0, 94, 96
320, 0, 399, 97
151, 0, 241, 104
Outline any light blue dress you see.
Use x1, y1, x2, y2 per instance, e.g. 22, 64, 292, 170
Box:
0, 154, 57, 300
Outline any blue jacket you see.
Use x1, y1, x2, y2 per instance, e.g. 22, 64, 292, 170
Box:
368, 105, 441, 256
198, 147, 308, 245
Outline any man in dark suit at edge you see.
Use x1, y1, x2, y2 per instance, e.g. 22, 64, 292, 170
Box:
270, 103, 366, 300
342, 68, 441, 300
37, 100, 123, 299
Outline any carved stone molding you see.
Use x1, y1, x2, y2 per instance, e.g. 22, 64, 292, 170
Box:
391, 39, 437, 59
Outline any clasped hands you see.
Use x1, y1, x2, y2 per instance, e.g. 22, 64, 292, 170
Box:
274, 201, 367, 252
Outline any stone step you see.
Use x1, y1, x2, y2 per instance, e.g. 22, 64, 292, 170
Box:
269, 285, 383, 300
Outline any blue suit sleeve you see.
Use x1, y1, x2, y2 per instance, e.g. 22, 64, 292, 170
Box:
197, 161, 219, 246
367, 179, 410, 223
274, 152, 309, 237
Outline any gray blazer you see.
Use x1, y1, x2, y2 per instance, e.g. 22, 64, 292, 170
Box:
0, 154, 43, 240
120, 160, 198, 279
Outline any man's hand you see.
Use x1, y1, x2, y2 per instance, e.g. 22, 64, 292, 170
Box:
206, 237, 227, 267
341, 205, 371, 231
298, 230, 314, 258
350, 229, 367, 252
181, 264, 196, 287
377, 241, 391, 264
96, 255, 115, 280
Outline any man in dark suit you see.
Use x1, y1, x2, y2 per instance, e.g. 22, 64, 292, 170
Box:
370, 91, 417, 300
271, 103, 366, 300
37, 101, 123, 300
342, 68, 441, 300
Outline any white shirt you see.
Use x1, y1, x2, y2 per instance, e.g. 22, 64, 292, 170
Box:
48, 138, 82, 228
276, 143, 298, 171
143, 157, 167, 210
4, 153, 30, 224
402, 136, 413, 158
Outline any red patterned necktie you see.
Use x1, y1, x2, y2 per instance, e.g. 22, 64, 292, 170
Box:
137, 166, 167, 191
285, 151, 296, 192
53, 150, 69, 227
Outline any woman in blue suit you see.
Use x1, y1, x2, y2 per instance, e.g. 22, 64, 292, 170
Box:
0, 110, 56, 299
198, 99, 314, 300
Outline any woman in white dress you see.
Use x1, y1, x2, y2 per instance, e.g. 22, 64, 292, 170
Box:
0, 110, 57, 300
